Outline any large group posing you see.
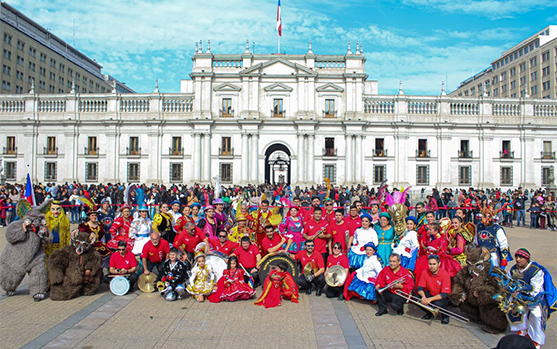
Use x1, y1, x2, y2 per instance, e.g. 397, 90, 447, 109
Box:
0, 182, 555, 348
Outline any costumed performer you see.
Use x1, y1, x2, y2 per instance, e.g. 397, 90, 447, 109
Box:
130, 205, 152, 255
348, 214, 378, 269
476, 205, 512, 269
156, 247, 189, 301
278, 205, 305, 254
446, 216, 474, 267
209, 256, 255, 303
44, 200, 70, 258
347, 242, 383, 301
229, 216, 255, 244
77, 210, 111, 265
186, 251, 216, 302
97, 198, 115, 243
198, 205, 218, 239
254, 260, 299, 308
152, 203, 174, 244
455, 208, 476, 241
173, 205, 193, 240
374, 212, 395, 267
251, 199, 282, 255
107, 205, 134, 251
392, 216, 419, 271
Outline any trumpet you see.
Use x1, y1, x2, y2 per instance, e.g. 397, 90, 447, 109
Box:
377, 276, 406, 294
395, 290, 470, 324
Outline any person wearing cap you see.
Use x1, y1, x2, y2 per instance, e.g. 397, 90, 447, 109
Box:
44, 200, 71, 259
213, 198, 229, 232
229, 216, 254, 244
152, 202, 174, 244
130, 206, 153, 255
392, 216, 419, 271
108, 205, 135, 252
278, 205, 305, 254
97, 198, 115, 244
506, 248, 557, 348
198, 205, 218, 239
374, 212, 395, 267
347, 242, 383, 301
77, 210, 111, 262
348, 214, 378, 269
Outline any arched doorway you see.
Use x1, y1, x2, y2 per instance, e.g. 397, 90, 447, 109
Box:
265, 144, 291, 185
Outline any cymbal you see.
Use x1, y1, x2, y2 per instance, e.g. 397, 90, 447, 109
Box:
137, 273, 157, 293
325, 265, 348, 287
303, 262, 318, 278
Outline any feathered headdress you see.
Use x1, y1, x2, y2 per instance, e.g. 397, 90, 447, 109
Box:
384, 187, 411, 206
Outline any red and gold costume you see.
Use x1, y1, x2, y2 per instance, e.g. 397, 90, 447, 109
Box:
77, 222, 111, 258
251, 208, 282, 255
254, 269, 299, 308
414, 232, 461, 284
107, 216, 134, 251
209, 268, 256, 303
229, 224, 255, 244
446, 226, 474, 267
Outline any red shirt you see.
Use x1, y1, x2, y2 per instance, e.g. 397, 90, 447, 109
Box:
326, 254, 349, 269
208, 238, 239, 256
345, 215, 362, 234
110, 251, 137, 270
376, 266, 414, 295
261, 233, 284, 253
323, 210, 336, 225
175, 228, 206, 253
304, 218, 329, 254
141, 239, 170, 263
233, 244, 260, 269
301, 207, 316, 224
295, 250, 325, 270
327, 220, 351, 253
417, 267, 451, 295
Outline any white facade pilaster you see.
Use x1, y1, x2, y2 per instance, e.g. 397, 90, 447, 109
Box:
202, 133, 211, 182
241, 132, 249, 183
308, 134, 315, 183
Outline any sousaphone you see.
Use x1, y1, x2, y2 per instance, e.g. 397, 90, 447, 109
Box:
325, 265, 348, 287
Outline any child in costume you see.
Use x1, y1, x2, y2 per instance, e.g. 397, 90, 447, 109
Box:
254, 260, 299, 308
157, 247, 189, 301
186, 252, 216, 302
209, 256, 255, 303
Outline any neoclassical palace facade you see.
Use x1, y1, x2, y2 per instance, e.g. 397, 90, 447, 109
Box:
0, 44, 556, 188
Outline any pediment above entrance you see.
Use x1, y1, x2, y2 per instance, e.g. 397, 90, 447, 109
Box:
263, 82, 293, 92
213, 83, 241, 92
240, 58, 317, 77
316, 83, 344, 92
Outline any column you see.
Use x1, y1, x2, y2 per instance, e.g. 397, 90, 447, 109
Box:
345, 134, 353, 184
241, 132, 249, 183
297, 134, 305, 184
202, 133, 211, 182
308, 134, 315, 184
193, 133, 201, 181
355, 135, 362, 183
250, 134, 259, 182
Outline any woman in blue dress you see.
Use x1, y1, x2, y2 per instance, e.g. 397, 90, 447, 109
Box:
347, 242, 383, 301
374, 212, 395, 267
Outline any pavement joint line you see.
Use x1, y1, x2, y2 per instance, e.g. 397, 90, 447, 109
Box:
331, 299, 369, 349
463, 318, 507, 348
309, 296, 348, 348
20, 291, 116, 349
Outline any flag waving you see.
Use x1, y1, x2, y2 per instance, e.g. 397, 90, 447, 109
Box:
277, 0, 282, 37
25, 171, 36, 206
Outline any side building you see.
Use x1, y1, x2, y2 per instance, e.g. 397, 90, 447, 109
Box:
0, 44, 556, 189
0, 2, 134, 95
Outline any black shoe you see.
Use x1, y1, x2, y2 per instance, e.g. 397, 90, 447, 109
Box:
316, 288, 322, 297
375, 310, 388, 317
397, 310, 404, 316
422, 313, 433, 320
441, 316, 450, 325
306, 288, 312, 295
338, 294, 345, 301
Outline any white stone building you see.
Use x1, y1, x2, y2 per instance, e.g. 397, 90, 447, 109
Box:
0, 42, 556, 189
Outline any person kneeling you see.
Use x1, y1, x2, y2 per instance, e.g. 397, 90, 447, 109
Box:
347, 242, 383, 301
294, 240, 326, 296
186, 252, 216, 302
157, 247, 189, 301
375, 253, 414, 316
103, 241, 138, 292
417, 255, 451, 324
254, 261, 299, 308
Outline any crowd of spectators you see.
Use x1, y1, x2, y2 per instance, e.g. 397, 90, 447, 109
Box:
0, 181, 554, 230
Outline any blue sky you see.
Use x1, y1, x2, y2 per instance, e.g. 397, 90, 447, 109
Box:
10, 0, 557, 95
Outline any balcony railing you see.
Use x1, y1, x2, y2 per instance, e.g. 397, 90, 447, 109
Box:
373, 149, 387, 157
2, 147, 17, 155
219, 147, 234, 156
84, 147, 98, 156
323, 110, 337, 118
272, 109, 285, 118
323, 148, 337, 156
500, 151, 514, 159
458, 150, 473, 158
169, 147, 184, 156
220, 109, 234, 118
126, 147, 141, 156
43, 147, 58, 156
541, 151, 556, 159
416, 149, 431, 158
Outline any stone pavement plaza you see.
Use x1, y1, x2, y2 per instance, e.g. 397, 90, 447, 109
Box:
1, 225, 556, 349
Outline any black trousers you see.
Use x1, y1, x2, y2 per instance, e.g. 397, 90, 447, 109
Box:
103, 273, 139, 290
325, 285, 344, 298
146, 260, 165, 275
422, 291, 449, 318
377, 290, 406, 312
296, 274, 326, 290
246, 267, 260, 286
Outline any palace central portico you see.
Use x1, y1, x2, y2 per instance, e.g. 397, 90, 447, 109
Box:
0, 41, 555, 188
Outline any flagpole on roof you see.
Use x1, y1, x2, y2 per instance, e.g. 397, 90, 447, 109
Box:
277, 0, 282, 53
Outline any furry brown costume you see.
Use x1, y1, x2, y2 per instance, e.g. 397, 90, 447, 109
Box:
449, 246, 508, 333
0, 200, 53, 301
47, 229, 103, 300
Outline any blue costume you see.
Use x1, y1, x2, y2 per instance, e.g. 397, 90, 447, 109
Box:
475, 223, 511, 268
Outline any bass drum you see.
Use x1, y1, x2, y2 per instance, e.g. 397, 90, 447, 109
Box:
193, 254, 228, 281
110, 276, 130, 296
257, 252, 298, 282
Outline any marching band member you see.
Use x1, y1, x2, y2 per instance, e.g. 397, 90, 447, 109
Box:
392, 216, 419, 271
345, 205, 362, 236
348, 214, 378, 269
175, 222, 210, 264
303, 207, 330, 263
327, 209, 351, 254
261, 225, 291, 255
231, 237, 261, 287
294, 240, 326, 296
208, 230, 239, 256
507, 248, 557, 348
417, 255, 451, 325
375, 253, 414, 316
141, 232, 170, 276
325, 242, 350, 300
475, 205, 511, 269
347, 242, 383, 301
103, 241, 138, 292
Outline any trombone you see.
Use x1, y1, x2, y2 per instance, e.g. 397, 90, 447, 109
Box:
377, 276, 406, 294
395, 290, 470, 324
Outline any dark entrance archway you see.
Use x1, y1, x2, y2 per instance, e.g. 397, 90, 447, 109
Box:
265, 144, 291, 185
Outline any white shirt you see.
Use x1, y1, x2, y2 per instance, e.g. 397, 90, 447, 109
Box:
393, 229, 419, 258
356, 255, 383, 282
350, 227, 379, 255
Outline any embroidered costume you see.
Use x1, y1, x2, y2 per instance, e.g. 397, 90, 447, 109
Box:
254, 269, 299, 308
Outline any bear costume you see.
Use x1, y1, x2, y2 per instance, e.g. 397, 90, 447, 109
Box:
48, 229, 103, 300
0, 200, 53, 301
449, 246, 508, 333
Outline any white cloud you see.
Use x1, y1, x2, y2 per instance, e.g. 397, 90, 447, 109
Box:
400, 0, 555, 18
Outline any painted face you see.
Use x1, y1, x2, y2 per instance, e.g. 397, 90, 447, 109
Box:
482, 212, 493, 226
51, 204, 62, 218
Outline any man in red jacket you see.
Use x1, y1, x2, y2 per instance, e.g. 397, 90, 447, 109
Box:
375, 253, 414, 316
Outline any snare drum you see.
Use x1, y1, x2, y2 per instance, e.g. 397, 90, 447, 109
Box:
110, 276, 130, 296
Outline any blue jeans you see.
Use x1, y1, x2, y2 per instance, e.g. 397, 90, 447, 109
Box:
71, 207, 79, 223
516, 209, 525, 226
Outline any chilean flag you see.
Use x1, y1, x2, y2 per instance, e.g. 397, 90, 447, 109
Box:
277, 0, 282, 37
25, 171, 36, 206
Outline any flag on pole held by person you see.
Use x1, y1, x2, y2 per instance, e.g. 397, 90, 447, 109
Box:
25, 171, 36, 206
277, 0, 282, 36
